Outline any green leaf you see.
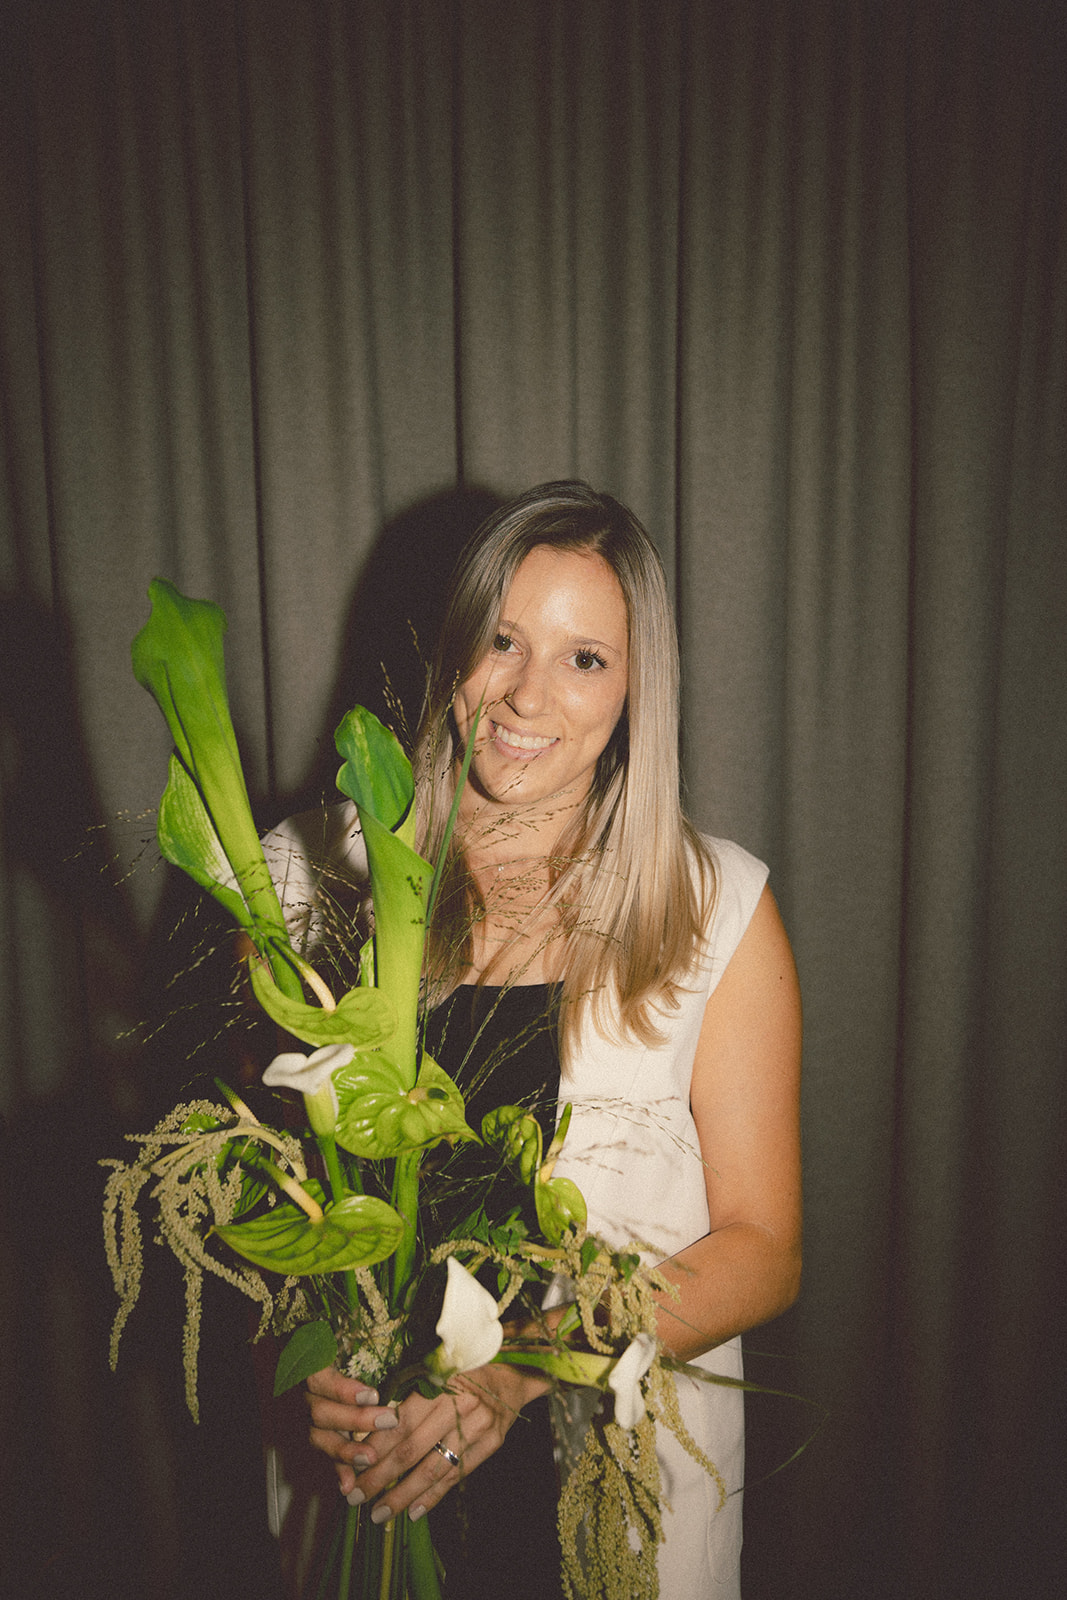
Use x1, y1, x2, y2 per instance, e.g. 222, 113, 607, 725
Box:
273, 1320, 338, 1396
335, 706, 415, 843
579, 1236, 601, 1275
489, 1213, 531, 1255
248, 957, 397, 1049
334, 1053, 478, 1159
214, 1186, 404, 1275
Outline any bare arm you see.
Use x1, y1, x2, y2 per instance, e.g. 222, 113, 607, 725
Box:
653, 885, 803, 1359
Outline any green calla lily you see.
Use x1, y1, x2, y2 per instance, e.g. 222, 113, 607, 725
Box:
214, 1181, 405, 1275
132, 579, 300, 998
334, 704, 416, 846
499, 1347, 615, 1387
334, 1053, 477, 1159
248, 954, 397, 1050
335, 708, 431, 1086
535, 1103, 587, 1243
157, 753, 252, 929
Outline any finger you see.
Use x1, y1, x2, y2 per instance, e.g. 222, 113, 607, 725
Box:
306, 1367, 379, 1403
305, 1393, 399, 1438
309, 1425, 370, 1467
356, 1437, 464, 1521
401, 1439, 473, 1521
358, 1399, 487, 1520
368, 1428, 504, 1523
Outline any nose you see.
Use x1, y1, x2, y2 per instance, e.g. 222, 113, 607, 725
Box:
501, 655, 548, 719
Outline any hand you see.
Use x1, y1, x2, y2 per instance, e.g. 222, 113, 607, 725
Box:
305, 1366, 402, 1497
306, 1361, 550, 1521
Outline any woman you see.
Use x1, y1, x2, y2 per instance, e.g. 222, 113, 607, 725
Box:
297, 483, 802, 1597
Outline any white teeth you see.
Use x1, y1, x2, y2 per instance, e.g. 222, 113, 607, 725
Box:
493, 722, 555, 751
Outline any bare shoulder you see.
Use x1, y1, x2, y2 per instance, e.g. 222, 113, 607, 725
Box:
702, 885, 801, 1049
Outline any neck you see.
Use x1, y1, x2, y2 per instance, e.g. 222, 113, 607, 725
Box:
456, 785, 586, 874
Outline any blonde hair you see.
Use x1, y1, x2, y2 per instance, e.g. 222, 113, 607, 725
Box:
413, 482, 715, 1068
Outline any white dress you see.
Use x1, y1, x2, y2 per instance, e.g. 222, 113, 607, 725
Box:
263, 809, 768, 1597
552, 834, 768, 1598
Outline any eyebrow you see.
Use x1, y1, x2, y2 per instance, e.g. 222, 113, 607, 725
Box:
496, 619, 625, 656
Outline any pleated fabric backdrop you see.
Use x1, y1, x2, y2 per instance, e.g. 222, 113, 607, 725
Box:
1, 2, 1065, 1597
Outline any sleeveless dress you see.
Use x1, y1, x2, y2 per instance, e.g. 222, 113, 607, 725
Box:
423, 983, 565, 1599
263, 808, 768, 1598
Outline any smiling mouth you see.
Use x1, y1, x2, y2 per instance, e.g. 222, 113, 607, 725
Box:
490, 720, 558, 755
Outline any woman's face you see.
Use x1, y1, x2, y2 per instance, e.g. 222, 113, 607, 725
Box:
453, 544, 629, 815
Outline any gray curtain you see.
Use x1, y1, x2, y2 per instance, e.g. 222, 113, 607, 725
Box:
2, 2, 1064, 1597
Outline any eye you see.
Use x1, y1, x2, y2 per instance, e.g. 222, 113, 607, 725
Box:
492, 632, 514, 654
573, 648, 608, 672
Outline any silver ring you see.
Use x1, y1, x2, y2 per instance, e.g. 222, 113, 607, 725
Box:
432, 1440, 461, 1468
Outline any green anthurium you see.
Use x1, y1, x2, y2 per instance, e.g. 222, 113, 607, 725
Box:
132, 579, 299, 998
482, 1106, 543, 1187
481, 1103, 587, 1243
248, 955, 397, 1050
334, 709, 431, 1087
534, 1172, 588, 1244
214, 1181, 404, 1275
334, 1053, 477, 1159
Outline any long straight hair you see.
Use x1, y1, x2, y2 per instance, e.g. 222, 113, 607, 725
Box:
413, 482, 715, 1069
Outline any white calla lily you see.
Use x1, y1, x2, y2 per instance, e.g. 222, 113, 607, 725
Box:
608, 1332, 656, 1430
431, 1257, 504, 1376
263, 1043, 356, 1135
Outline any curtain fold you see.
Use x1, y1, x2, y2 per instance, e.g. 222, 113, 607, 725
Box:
2, 3, 1064, 1596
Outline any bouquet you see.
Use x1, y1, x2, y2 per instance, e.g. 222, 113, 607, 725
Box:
102, 581, 730, 1600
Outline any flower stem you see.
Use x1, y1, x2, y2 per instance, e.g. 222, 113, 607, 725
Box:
407, 1513, 443, 1599
390, 1149, 421, 1303
338, 1502, 359, 1598
378, 1515, 396, 1600
317, 1133, 360, 1314
318, 1133, 348, 1205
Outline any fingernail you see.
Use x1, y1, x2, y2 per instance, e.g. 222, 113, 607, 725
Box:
345, 1487, 365, 1507
373, 1411, 399, 1431
355, 1388, 378, 1405
370, 1503, 392, 1525
409, 1504, 426, 1523
350, 1452, 372, 1470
